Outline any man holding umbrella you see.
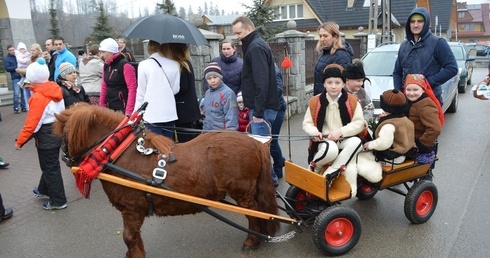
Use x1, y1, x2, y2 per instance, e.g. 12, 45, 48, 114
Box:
232, 16, 280, 187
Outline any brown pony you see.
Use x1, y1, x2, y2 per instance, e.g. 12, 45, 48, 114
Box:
52, 103, 279, 258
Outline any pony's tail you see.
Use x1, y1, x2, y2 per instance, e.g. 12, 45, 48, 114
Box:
256, 144, 280, 236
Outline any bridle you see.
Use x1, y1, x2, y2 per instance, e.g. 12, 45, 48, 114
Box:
61, 125, 132, 166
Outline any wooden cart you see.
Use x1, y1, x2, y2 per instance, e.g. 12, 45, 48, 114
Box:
284, 158, 438, 256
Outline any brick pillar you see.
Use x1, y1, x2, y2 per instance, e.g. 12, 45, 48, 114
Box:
191, 30, 223, 99
276, 20, 310, 117
353, 27, 369, 58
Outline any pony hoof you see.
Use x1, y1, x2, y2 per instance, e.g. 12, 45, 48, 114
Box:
241, 245, 258, 253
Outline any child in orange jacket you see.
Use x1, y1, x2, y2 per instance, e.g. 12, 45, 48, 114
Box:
15, 58, 68, 210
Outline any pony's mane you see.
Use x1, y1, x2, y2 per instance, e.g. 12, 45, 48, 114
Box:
145, 132, 176, 153
54, 103, 125, 155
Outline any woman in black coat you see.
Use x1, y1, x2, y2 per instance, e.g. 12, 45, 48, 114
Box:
169, 44, 201, 142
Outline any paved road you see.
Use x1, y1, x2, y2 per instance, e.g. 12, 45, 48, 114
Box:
0, 68, 489, 257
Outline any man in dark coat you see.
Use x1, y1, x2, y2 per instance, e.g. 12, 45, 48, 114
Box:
393, 7, 458, 105
4, 44, 27, 113
232, 16, 280, 187
44, 38, 58, 81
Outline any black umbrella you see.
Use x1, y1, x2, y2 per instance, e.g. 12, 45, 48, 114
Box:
123, 14, 209, 46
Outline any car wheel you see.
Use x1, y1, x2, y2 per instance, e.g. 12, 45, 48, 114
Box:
458, 78, 466, 93
447, 91, 458, 113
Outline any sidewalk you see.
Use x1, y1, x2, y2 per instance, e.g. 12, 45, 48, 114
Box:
0, 103, 309, 234
0, 105, 103, 233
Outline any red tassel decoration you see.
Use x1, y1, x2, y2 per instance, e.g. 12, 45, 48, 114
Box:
281, 56, 293, 68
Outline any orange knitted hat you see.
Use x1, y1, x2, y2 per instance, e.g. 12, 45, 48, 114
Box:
404, 74, 444, 126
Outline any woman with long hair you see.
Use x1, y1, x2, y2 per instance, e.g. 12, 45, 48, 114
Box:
135, 41, 181, 138
168, 44, 201, 142
313, 22, 352, 95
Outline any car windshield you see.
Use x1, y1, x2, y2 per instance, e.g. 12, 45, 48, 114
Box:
450, 45, 464, 59
362, 51, 397, 76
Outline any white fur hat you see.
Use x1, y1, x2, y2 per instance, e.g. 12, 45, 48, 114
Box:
99, 38, 119, 53
17, 42, 27, 51
26, 58, 50, 84
237, 91, 243, 102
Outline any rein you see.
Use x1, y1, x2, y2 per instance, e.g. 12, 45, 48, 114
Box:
74, 103, 148, 197
62, 124, 133, 165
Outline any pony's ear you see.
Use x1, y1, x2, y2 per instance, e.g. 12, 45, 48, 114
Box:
53, 110, 72, 136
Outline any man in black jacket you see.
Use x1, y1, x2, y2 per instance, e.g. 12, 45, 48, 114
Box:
44, 38, 58, 81
232, 16, 280, 187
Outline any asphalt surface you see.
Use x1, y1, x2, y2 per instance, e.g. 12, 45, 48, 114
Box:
0, 68, 489, 257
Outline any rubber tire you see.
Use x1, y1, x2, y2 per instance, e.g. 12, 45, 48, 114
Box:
404, 180, 438, 224
312, 206, 362, 256
458, 80, 466, 93
446, 91, 458, 113
285, 186, 309, 215
356, 177, 379, 200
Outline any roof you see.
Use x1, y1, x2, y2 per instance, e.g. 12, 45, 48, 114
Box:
429, 0, 455, 32
273, 0, 453, 30
304, 0, 416, 29
202, 14, 240, 25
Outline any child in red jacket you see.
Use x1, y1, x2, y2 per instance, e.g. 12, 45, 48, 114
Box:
237, 91, 250, 132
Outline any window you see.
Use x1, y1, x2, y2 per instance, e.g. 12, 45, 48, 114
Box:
458, 12, 465, 19
273, 4, 304, 21
281, 6, 287, 19
289, 6, 296, 19
363, 0, 381, 7
224, 25, 231, 34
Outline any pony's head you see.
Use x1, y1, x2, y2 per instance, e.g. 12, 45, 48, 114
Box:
53, 103, 125, 167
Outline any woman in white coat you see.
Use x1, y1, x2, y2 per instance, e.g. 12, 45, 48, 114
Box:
135, 40, 180, 138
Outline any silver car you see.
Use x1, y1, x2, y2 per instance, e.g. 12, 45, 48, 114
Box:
361, 42, 459, 113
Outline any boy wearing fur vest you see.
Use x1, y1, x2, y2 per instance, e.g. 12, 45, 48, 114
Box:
404, 74, 443, 164
363, 89, 414, 164
303, 64, 365, 176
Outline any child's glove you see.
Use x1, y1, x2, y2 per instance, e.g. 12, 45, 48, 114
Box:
415, 139, 433, 154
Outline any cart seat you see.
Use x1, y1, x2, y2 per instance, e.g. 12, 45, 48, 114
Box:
381, 159, 416, 172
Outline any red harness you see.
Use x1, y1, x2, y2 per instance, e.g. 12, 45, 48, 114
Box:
75, 110, 145, 198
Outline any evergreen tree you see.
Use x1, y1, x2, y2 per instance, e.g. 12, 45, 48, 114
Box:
48, 0, 60, 38
245, 0, 283, 41
156, 0, 177, 16
178, 7, 186, 19
92, 2, 113, 43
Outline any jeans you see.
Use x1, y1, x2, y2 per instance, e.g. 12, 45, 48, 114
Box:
22, 87, 32, 111
146, 121, 175, 139
270, 108, 285, 177
249, 108, 279, 185
12, 78, 26, 111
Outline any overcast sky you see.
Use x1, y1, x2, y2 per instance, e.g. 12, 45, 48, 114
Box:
119, 0, 254, 18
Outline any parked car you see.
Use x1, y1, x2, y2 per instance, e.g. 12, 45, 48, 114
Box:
448, 42, 475, 93
466, 43, 490, 57
361, 42, 459, 113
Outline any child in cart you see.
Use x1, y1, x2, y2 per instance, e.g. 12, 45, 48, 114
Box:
363, 89, 415, 164
403, 74, 443, 164
303, 64, 366, 177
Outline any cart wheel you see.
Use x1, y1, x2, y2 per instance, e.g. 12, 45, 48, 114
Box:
404, 180, 438, 224
312, 206, 362, 256
356, 177, 379, 200
285, 186, 308, 214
